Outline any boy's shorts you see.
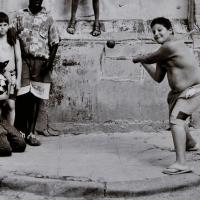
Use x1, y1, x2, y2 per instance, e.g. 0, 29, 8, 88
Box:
21, 57, 51, 86
168, 84, 200, 125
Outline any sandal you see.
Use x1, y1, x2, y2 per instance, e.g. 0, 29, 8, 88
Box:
91, 22, 101, 37
162, 163, 192, 175
67, 20, 76, 35
162, 167, 192, 175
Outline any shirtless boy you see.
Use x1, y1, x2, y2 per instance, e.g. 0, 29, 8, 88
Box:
132, 17, 200, 175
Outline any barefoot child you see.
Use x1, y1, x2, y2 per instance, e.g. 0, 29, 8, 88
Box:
67, 0, 101, 36
0, 12, 22, 126
132, 17, 200, 175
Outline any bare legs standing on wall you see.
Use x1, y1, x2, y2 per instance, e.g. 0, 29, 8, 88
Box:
67, 0, 101, 36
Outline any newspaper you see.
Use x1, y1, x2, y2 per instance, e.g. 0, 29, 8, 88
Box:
17, 81, 50, 100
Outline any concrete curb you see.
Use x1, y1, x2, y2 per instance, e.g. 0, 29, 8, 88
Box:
106, 173, 200, 197
0, 175, 105, 198
1, 173, 200, 198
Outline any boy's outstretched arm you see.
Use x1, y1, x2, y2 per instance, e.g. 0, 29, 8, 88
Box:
132, 44, 173, 64
140, 62, 166, 83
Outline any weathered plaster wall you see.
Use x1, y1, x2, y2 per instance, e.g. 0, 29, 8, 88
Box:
52, 20, 189, 125
1, 0, 197, 130
47, 0, 188, 20
2, 0, 187, 20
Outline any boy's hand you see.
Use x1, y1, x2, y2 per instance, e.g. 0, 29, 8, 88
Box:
132, 56, 140, 63
132, 54, 145, 63
41, 61, 52, 75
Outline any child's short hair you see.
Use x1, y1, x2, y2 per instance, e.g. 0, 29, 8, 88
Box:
150, 17, 174, 34
0, 12, 16, 46
0, 12, 9, 24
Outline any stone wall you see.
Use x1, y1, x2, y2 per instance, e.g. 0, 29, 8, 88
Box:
1, 0, 187, 20
1, 0, 198, 132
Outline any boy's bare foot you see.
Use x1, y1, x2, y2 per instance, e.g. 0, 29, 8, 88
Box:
162, 163, 192, 175
67, 20, 76, 34
91, 22, 101, 36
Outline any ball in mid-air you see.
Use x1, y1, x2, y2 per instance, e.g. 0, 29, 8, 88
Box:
106, 40, 115, 48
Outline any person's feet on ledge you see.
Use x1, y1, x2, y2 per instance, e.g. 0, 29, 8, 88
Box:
91, 21, 101, 37
67, 19, 76, 34
26, 133, 41, 146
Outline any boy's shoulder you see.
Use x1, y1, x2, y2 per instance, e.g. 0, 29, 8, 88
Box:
161, 40, 183, 53
16, 7, 51, 16
163, 40, 178, 47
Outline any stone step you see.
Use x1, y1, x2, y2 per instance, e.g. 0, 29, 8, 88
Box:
57, 19, 189, 41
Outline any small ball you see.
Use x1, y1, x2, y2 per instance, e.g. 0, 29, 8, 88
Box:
106, 40, 115, 48
176, 5, 181, 9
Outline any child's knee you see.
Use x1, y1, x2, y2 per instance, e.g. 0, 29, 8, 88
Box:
11, 141, 26, 153
16, 138, 26, 152
7, 132, 26, 152
0, 146, 12, 156
0, 134, 12, 156
8, 100, 15, 111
